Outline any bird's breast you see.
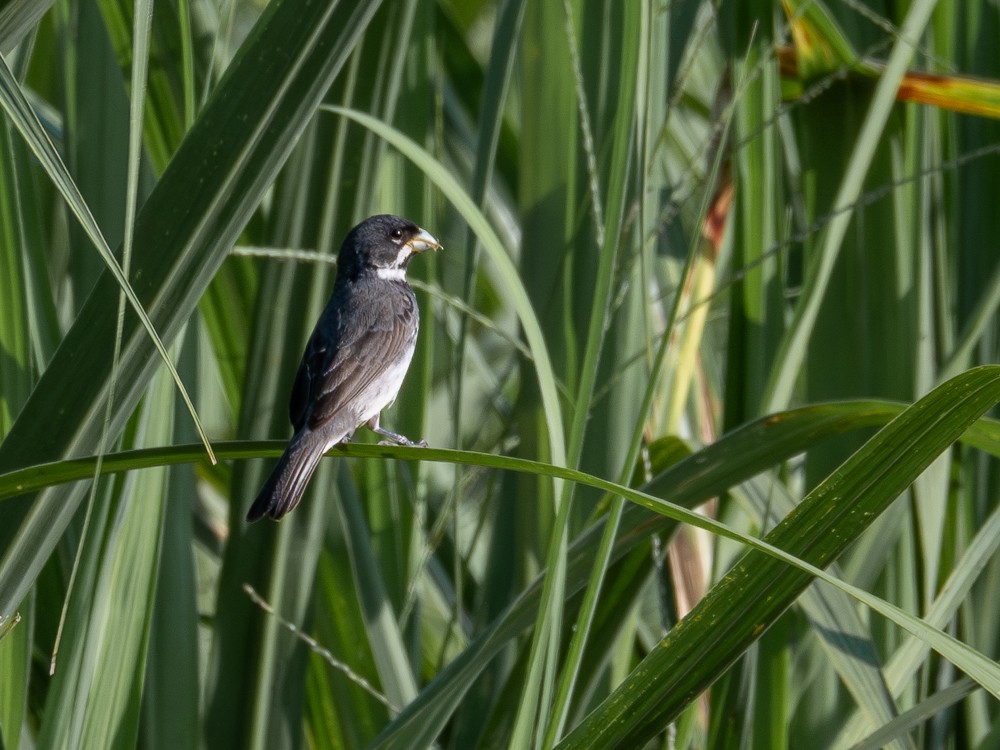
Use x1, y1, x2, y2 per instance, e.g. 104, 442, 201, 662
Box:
354, 280, 419, 423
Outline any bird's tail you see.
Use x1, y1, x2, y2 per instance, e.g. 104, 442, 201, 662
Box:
247, 429, 328, 522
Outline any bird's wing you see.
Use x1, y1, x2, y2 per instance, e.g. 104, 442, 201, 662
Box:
290, 288, 417, 433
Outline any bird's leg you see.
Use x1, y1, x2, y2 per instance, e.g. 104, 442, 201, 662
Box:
367, 414, 427, 447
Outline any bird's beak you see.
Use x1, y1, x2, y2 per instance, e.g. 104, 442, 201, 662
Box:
408, 228, 442, 253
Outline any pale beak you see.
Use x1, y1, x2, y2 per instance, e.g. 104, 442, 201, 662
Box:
407, 227, 442, 253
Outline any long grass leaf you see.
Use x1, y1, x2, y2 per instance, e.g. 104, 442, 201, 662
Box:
0, 51, 214, 464
559, 366, 1000, 747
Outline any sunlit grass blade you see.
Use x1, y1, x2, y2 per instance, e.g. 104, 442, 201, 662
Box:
851, 678, 977, 750
6, 398, 1000, 508
4, 384, 1000, 746
0, 0, 386, 620
0, 49, 214, 464
77, 366, 172, 748
0, 1, 55, 54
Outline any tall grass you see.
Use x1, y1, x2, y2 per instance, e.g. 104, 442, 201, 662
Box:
2, 0, 1000, 748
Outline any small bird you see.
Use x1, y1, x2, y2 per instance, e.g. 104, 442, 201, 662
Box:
247, 215, 440, 522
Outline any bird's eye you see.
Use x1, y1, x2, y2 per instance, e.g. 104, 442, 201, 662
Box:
390, 228, 404, 242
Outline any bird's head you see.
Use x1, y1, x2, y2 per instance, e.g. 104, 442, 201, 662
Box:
338, 214, 441, 281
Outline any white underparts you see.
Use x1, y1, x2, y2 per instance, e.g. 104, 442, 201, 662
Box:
356, 344, 416, 426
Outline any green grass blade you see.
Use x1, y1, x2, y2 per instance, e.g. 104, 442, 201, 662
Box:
850, 678, 977, 750
5, 4, 1000, 747
835, 499, 1000, 745
736, 476, 905, 742
0, 1, 54, 54
0, 594, 30, 750
763, 0, 940, 412
8, 399, 1000, 506
0, 118, 32, 437
334, 479, 419, 708
38, 363, 173, 750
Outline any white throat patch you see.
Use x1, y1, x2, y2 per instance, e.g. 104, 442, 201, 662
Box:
376, 266, 407, 281
375, 245, 413, 280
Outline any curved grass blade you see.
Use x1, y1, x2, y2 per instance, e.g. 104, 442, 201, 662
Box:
834, 500, 1000, 745
0, 400, 947, 505
851, 679, 977, 750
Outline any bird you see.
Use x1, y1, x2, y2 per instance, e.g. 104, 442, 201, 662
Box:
247, 214, 441, 522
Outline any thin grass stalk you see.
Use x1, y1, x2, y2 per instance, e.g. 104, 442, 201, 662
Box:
512, 0, 621, 740
448, 1, 524, 695
176, 0, 195, 128
543, 45, 738, 741
49, 0, 157, 712
559, 43, 740, 739
0, 76, 34, 750
539, 0, 640, 741
506, 5, 578, 738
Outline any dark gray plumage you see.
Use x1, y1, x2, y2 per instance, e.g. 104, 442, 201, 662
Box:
247, 215, 440, 522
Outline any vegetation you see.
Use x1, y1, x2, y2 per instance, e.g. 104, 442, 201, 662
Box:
2, 0, 1000, 747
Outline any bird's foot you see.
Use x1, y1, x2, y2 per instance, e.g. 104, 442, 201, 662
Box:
369, 417, 427, 448
377, 436, 428, 448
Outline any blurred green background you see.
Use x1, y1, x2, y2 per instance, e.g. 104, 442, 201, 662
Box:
2, 0, 1000, 747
